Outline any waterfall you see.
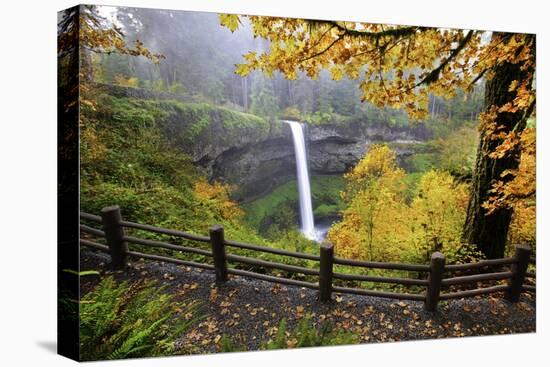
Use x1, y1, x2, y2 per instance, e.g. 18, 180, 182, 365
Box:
283, 120, 319, 241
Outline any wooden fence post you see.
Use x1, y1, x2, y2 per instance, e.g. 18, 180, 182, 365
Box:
319, 241, 334, 302
425, 252, 445, 312
210, 224, 228, 282
505, 245, 531, 303
100, 205, 127, 269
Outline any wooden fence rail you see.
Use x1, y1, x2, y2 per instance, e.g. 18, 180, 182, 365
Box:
79, 205, 536, 312
224, 239, 320, 261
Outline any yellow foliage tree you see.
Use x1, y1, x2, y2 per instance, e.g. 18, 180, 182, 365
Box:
409, 170, 476, 263
193, 180, 244, 223
329, 146, 479, 264
328, 145, 409, 261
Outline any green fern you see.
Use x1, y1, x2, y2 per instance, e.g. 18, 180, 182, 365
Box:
79, 276, 201, 360
264, 315, 358, 350
220, 334, 246, 353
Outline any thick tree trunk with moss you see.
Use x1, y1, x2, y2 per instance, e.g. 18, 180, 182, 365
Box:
462, 33, 534, 259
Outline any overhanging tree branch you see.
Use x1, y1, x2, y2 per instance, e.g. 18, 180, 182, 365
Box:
298, 35, 344, 63
323, 21, 420, 40
415, 30, 475, 87
469, 68, 488, 89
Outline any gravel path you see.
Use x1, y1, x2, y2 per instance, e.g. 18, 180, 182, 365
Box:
80, 250, 536, 354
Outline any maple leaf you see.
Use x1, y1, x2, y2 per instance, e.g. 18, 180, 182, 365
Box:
219, 14, 241, 32
235, 63, 251, 77
209, 288, 218, 302
286, 338, 299, 348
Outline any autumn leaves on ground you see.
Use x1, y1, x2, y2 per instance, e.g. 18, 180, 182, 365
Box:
80, 252, 535, 357
59, 5, 536, 360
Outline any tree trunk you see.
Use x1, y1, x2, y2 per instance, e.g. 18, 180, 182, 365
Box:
462, 33, 534, 259
242, 76, 249, 110
79, 47, 93, 82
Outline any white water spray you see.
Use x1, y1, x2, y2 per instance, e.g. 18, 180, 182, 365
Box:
283, 120, 319, 241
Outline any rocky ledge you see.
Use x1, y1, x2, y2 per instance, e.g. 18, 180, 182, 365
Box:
204, 120, 430, 201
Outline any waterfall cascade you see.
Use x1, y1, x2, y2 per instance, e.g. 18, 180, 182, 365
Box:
283, 120, 321, 241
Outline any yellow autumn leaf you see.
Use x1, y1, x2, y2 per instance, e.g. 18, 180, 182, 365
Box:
219, 14, 240, 32
329, 65, 344, 81
235, 63, 251, 76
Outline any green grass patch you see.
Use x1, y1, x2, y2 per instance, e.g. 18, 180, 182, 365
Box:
243, 175, 345, 231
99, 94, 269, 144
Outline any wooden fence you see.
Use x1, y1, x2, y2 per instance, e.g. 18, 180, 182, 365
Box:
80, 205, 536, 311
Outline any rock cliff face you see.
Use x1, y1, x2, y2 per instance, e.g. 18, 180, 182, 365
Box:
197, 120, 431, 202
211, 135, 295, 201
307, 122, 430, 175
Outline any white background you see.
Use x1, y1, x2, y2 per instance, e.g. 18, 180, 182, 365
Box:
0, 0, 547, 365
